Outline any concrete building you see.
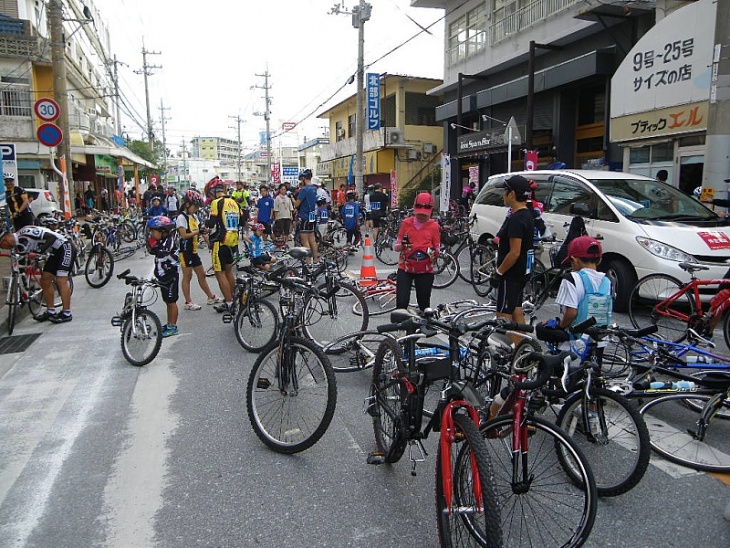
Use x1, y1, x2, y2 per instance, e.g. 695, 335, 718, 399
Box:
190, 136, 241, 178
0, 0, 153, 209
318, 74, 443, 207
412, 0, 702, 195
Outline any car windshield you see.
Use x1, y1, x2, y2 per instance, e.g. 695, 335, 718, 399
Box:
590, 178, 716, 220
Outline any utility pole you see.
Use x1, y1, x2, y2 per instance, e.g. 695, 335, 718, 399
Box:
108, 55, 128, 136
228, 115, 244, 181
180, 139, 189, 186
330, 1, 372, 195
253, 70, 272, 183
704, 0, 730, 195
159, 100, 170, 187
135, 46, 161, 151
48, 0, 73, 198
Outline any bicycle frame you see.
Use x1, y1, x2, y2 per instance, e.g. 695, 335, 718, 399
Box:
652, 277, 730, 324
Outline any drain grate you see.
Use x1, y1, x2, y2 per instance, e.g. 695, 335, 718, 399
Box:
0, 333, 42, 354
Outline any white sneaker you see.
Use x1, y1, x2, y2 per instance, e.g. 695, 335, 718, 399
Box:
184, 302, 202, 311
207, 296, 223, 305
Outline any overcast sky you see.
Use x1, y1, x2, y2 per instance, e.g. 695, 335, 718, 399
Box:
96, 0, 445, 155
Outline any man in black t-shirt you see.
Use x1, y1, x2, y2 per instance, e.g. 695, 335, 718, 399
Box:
368, 182, 389, 242
4, 177, 34, 231
490, 175, 535, 333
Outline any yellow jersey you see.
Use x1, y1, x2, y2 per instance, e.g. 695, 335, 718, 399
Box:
211, 197, 240, 247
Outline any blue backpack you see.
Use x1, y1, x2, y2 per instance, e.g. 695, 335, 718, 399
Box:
573, 270, 612, 329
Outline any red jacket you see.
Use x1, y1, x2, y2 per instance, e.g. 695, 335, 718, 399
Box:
397, 216, 440, 273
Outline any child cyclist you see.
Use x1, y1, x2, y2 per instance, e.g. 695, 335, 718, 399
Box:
147, 216, 180, 337
244, 223, 277, 271
341, 191, 362, 248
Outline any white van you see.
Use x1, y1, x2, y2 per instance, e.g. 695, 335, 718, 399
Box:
471, 170, 730, 311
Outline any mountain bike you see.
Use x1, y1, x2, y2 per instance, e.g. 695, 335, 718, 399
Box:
110, 269, 164, 366
221, 269, 280, 352
84, 239, 115, 288
366, 309, 502, 547
246, 252, 337, 454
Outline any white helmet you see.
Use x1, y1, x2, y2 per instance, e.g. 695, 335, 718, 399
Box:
693, 186, 702, 198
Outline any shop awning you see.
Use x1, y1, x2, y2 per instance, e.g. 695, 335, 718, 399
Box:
70, 143, 155, 169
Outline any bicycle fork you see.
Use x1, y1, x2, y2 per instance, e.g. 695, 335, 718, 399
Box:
440, 402, 484, 513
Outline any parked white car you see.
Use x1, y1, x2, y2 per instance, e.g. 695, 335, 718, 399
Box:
25, 188, 62, 221
471, 170, 730, 311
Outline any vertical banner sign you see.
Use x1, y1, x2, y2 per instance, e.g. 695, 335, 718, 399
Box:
117, 164, 124, 208
271, 163, 281, 185
1, 143, 17, 209
525, 151, 539, 171
469, 165, 479, 187
390, 170, 397, 207
441, 153, 451, 212
366, 73, 380, 131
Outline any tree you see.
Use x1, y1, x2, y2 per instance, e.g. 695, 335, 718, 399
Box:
124, 138, 161, 167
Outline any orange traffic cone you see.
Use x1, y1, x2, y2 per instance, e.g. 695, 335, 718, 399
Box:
359, 236, 378, 287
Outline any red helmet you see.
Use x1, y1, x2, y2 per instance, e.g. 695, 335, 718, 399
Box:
251, 222, 265, 232
184, 189, 203, 207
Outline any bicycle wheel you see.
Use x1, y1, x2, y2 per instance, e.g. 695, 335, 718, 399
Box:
246, 337, 337, 453
454, 242, 474, 283
120, 309, 163, 367
524, 258, 547, 310
471, 245, 496, 298
84, 245, 114, 288
375, 233, 399, 266
684, 371, 730, 419
368, 337, 407, 463
640, 392, 730, 472
436, 413, 502, 548
480, 414, 597, 547
234, 298, 279, 352
6, 275, 19, 335
353, 290, 397, 317
114, 245, 137, 262
556, 388, 651, 497
302, 281, 368, 349
433, 251, 459, 289
323, 330, 388, 372
628, 273, 693, 342
722, 311, 730, 351
118, 221, 137, 243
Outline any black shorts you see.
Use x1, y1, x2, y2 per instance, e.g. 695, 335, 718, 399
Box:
274, 218, 291, 235
180, 250, 203, 268
299, 219, 316, 233
371, 213, 385, 228
251, 253, 272, 266
496, 277, 526, 315
215, 244, 236, 270
44, 241, 75, 277
157, 272, 180, 304
260, 221, 272, 235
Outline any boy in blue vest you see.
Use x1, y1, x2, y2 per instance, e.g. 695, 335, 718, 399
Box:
340, 191, 362, 248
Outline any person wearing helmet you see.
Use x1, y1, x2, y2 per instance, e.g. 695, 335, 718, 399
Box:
1, 224, 76, 322
147, 215, 180, 337
256, 185, 275, 241
369, 182, 389, 242
341, 191, 362, 247
205, 183, 240, 313
4, 176, 34, 231
294, 168, 319, 262
243, 223, 276, 270
147, 195, 168, 217
232, 181, 251, 225
316, 195, 329, 241
176, 191, 221, 310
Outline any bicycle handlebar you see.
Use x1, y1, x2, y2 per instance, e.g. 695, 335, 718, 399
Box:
512, 352, 568, 390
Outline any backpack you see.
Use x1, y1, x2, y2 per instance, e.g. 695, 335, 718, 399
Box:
573, 270, 612, 330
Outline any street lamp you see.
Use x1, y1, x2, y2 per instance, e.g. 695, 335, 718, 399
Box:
450, 123, 478, 132
482, 115, 514, 173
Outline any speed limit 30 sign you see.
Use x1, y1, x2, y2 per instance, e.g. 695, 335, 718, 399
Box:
34, 98, 61, 122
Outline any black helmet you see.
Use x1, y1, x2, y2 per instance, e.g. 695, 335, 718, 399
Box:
298, 168, 313, 180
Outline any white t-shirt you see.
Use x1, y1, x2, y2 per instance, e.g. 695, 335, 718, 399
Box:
555, 268, 610, 349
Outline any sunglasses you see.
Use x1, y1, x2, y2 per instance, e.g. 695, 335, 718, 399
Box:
415, 203, 433, 209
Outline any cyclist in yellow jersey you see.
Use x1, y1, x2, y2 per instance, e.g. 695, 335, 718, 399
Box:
231, 180, 250, 226
206, 183, 240, 313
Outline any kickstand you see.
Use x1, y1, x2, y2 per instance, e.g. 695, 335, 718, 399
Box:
409, 440, 427, 476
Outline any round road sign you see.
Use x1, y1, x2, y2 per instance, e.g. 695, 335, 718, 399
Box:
37, 123, 63, 147
34, 98, 61, 122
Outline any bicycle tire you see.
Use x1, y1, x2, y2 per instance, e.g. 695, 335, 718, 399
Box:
454, 242, 473, 283
28, 277, 71, 319
120, 309, 163, 366
639, 392, 730, 472
556, 387, 651, 497
723, 311, 730, 352
246, 337, 337, 454
84, 245, 114, 288
436, 413, 502, 548
234, 298, 279, 353
433, 251, 459, 289
118, 221, 137, 243
480, 414, 597, 547
369, 337, 408, 463
684, 371, 730, 419
323, 330, 389, 372
113, 245, 137, 262
302, 281, 369, 349
471, 245, 495, 298
374, 233, 399, 266
353, 291, 397, 317
628, 273, 693, 343
6, 275, 18, 335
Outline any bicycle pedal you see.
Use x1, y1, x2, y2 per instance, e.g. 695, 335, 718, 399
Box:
222, 313, 233, 323
366, 451, 386, 465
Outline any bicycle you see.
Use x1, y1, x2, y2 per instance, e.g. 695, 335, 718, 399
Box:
479, 350, 598, 547
110, 269, 164, 366
365, 308, 502, 547
84, 238, 115, 288
628, 261, 730, 348
245, 258, 337, 454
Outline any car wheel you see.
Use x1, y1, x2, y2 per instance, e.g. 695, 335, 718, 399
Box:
602, 258, 636, 313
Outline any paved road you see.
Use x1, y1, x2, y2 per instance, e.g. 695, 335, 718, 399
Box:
0, 248, 728, 547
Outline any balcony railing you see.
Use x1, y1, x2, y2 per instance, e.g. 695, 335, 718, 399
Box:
490, 0, 580, 44
0, 16, 43, 58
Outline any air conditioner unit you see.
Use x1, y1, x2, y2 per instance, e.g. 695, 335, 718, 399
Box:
423, 143, 436, 154
385, 127, 404, 145
406, 149, 419, 161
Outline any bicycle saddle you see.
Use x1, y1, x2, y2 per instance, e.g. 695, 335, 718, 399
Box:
288, 247, 312, 260
679, 262, 709, 272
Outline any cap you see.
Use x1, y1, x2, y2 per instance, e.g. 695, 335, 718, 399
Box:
562, 236, 603, 264
413, 192, 434, 213
373, 183, 382, 190
312, 176, 322, 186
497, 175, 533, 200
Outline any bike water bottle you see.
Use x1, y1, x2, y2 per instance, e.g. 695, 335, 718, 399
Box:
414, 347, 442, 358
674, 380, 696, 390
686, 355, 713, 364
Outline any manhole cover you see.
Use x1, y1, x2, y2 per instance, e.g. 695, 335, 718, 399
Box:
0, 333, 42, 354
